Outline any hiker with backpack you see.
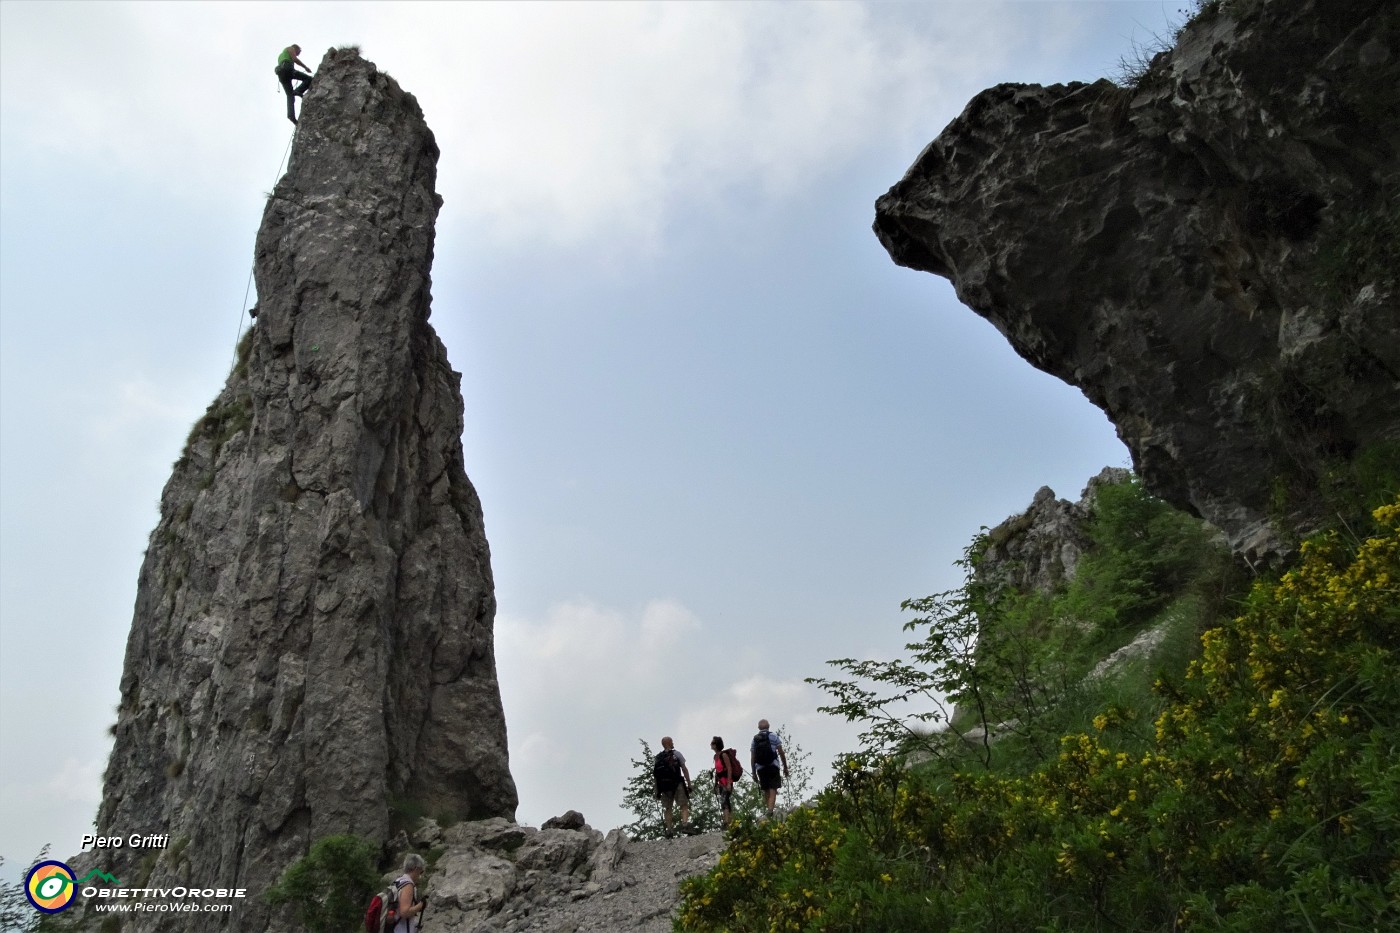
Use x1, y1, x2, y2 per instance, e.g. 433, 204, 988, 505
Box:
750, 720, 789, 818
710, 736, 743, 827
391, 853, 428, 931
653, 736, 697, 837
276, 44, 313, 124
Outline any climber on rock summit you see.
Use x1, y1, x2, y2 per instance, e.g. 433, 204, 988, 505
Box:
276, 44, 313, 124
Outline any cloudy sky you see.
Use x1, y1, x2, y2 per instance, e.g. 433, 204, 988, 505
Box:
0, 0, 1176, 877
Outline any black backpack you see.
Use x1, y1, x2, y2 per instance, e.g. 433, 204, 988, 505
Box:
753, 731, 778, 769
653, 749, 682, 791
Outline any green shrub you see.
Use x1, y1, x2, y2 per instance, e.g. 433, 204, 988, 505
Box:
265, 834, 381, 933
182, 392, 253, 461
809, 476, 1232, 776
1060, 476, 1221, 635
232, 326, 255, 379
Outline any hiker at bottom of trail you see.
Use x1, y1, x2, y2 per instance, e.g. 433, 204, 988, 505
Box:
711, 736, 742, 828
653, 736, 697, 837
392, 852, 429, 932
276, 43, 313, 124
751, 719, 789, 818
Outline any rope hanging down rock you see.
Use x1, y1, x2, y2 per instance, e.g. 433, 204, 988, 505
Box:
229, 129, 296, 370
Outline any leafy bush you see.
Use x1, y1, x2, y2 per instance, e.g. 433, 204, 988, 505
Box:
265, 834, 381, 933
1061, 475, 1223, 634
809, 477, 1231, 774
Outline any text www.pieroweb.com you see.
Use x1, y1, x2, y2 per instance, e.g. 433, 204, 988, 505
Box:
91, 901, 234, 914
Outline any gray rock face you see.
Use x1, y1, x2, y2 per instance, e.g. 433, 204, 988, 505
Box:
875, 0, 1400, 563
422, 818, 724, 933
979, 468, 1130, 595
77, 48, 516, 931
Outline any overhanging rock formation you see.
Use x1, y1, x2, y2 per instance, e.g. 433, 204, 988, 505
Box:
79, 48, 516, 930
875, 0, 1399, 561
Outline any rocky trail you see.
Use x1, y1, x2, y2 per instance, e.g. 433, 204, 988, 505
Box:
407, 813, 724, 933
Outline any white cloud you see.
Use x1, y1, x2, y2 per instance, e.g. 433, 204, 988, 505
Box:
0, 2, 283, 203
495, 596, 711, 826
0, 755, 105, 870
44, 757, 105, 808
410, 1, 1012, 251
639, 598, 700, 652
676, 675, 816, 754
496, 594, 866, 828
496, 596, 699, 701
88, 377, 203, 442
1, 1, 1019, 250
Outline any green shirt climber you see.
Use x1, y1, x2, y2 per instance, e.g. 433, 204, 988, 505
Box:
275, 44, 313, 125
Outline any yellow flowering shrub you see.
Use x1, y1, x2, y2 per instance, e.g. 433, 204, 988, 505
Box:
675, 499, 1400, 931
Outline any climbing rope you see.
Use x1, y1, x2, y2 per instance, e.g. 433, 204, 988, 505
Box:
229, 129, 297, 369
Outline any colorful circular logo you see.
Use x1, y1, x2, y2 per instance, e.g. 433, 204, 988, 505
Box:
25, 860, 77, 914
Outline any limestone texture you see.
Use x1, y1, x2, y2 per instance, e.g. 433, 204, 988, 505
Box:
875, 0, 1400, 562
402, 816, 725, 933
979, 467, 1130, 596
76, 48, 516, 931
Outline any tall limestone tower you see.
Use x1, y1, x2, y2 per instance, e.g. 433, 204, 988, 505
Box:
80, 48, 517, 930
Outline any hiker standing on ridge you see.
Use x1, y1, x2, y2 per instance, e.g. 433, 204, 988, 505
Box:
711, 736, 741, 828
276, 44, 313, 124
751, 719, 789, 818
653, 736, 696, 837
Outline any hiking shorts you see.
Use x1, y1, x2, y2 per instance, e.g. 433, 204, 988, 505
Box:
659, 783, 689, 808
757, 766, 783, 791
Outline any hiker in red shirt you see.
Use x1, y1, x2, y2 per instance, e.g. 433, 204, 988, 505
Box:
710, 736, 741, 827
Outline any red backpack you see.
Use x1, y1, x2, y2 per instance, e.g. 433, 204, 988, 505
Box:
364, 880, 404, 932
722, 748, 744, 783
